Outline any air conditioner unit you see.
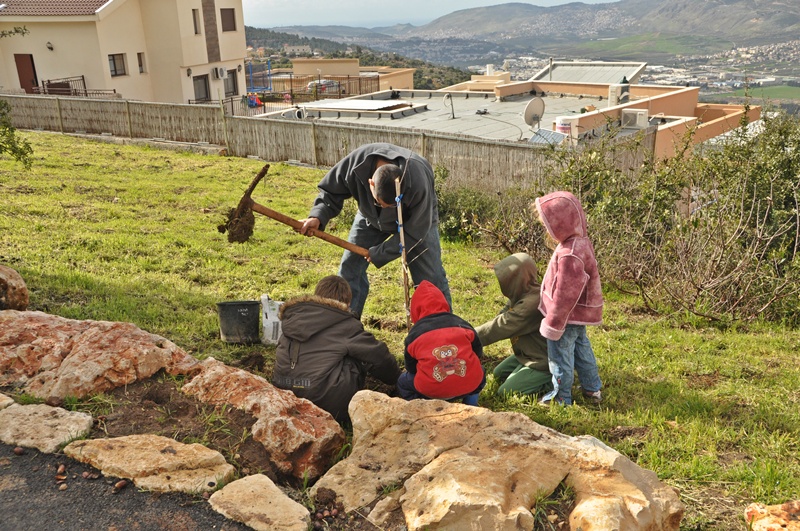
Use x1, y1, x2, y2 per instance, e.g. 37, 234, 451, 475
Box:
213, 67, 227, 80
621, 108, 648, 129
607, 83, 630, 106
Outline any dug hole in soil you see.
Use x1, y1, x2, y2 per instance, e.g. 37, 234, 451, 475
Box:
1, 369, 402, 531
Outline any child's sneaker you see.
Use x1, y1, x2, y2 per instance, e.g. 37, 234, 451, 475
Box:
581, 389, 603, 404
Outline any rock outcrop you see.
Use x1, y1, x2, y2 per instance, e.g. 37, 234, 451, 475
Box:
64, 434, 236, 494
0, 265, 28, 311
0, 310, 199, 399
745, 500, 800, 531
313, 390, 685, 531
209, 474, 311, 531
181, 358, 345, 480
0, 403, 93, 453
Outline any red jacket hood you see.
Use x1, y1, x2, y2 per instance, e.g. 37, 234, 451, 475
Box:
410, 280, 450, 322
535, 191, 588, 243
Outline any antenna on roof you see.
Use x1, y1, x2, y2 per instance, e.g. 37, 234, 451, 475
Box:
523, 97, 545, 129
442, 93, 455, 119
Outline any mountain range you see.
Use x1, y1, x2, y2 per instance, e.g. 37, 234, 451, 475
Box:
270, 0, 800, 66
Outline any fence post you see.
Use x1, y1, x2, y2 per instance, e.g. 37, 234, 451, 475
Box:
55, 97, 64, 133
219, 99, 230, 154
420, 132, 426, 159
311, 121, 318, 166
125, 100, 133, 138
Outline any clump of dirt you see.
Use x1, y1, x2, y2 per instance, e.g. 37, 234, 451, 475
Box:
218, 206, 255, 243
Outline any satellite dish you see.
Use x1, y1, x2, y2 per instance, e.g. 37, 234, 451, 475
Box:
523, 97, 545, 129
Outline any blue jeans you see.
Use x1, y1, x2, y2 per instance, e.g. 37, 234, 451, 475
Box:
396, 371, 482, 405
339, 212, 451, 318
541, 325, 602, 405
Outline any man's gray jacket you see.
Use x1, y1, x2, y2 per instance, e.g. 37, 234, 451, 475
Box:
308, 143, 438, 267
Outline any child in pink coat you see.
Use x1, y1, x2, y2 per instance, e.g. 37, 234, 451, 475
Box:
534, 191, 603, 405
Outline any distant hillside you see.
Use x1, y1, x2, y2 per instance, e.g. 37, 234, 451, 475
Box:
395, 0, 800, 45
257, 0, 800, 66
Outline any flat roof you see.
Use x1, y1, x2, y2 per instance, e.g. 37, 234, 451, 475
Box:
531, 61, 647, 85
284, 90, 608, 143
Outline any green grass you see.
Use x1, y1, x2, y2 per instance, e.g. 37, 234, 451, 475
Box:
2, 132, 799, 530
564, 33, 733, 61
731, 85, 800, 100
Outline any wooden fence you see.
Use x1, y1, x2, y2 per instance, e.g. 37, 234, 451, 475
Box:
1, 94, 655, 192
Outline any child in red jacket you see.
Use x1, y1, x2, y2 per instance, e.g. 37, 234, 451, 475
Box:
397, 280, 485, 405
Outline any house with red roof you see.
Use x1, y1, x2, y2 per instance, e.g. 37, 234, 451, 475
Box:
0, 0, 246, 103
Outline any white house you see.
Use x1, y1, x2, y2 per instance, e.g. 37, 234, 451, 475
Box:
0, 0, 246, 104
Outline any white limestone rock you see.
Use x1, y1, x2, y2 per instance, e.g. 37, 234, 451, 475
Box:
209, 474, 311, 531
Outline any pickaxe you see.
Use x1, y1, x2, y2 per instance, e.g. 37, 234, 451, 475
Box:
219, 164, 369, 258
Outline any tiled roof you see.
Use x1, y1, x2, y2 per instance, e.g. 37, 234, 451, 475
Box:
0, 0, 111, 17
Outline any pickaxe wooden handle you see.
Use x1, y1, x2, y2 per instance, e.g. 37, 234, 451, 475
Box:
248, 199, 369, 258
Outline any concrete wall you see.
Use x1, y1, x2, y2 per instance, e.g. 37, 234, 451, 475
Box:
0, 21, 105, 92
292, 59, 360, 76
97, 0, 154, 101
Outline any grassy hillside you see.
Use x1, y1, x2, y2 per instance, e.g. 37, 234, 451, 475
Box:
560, 33, 734, 62
2, 133, 799, 530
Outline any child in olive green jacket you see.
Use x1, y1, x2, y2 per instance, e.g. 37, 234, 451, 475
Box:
475, 253, 552, 397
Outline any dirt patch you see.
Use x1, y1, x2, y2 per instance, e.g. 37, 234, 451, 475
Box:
93, 377, 277, 480
605, 425, 649, 443
685, 370, 722, 389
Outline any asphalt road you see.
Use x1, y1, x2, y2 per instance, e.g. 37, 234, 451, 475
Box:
0, 443, 247, 531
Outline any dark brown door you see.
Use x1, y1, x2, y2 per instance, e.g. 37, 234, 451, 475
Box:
14, 54, 38, 93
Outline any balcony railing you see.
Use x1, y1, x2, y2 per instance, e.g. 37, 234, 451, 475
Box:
32, 75, 117, 98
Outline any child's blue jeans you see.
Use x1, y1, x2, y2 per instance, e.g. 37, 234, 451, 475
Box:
540, 324, 602, 405
397, 371, 482, 406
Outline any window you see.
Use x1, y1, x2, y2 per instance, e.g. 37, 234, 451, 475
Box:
220, 8, 236, 31
192, 8, 201, 35
193, 75, 210, 102
108, 54, 126, 77
137, 52, 146, 74
224, 70, 238, 97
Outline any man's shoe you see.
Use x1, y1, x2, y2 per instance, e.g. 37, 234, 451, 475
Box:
582, 389, 603, 404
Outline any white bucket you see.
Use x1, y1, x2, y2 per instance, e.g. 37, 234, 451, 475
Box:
261, 294, 284, 345
555, 116, 574, 136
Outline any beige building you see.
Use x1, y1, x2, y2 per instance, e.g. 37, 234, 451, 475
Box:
286, 61, 759, 160
291, 58, 415, 91
0, 0, 246, 104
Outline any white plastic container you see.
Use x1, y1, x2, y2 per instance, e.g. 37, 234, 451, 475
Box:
261, 294, 284, 345
554, 116, 575, 136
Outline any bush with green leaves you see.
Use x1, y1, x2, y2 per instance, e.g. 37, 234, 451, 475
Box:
0, 99, 32, 169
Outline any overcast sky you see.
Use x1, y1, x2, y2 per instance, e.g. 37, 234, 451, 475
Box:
242, 0, 618, 28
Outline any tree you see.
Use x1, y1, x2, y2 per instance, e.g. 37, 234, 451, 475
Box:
0, 25, 33, 167
0, 100, 33, 169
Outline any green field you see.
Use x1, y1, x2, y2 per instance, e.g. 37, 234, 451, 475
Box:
731, 84, 800, 100
553, 33, 733, 63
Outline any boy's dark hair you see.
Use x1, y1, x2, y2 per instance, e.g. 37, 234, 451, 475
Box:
314, 275, 352, 305
372, 164, 402, 204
